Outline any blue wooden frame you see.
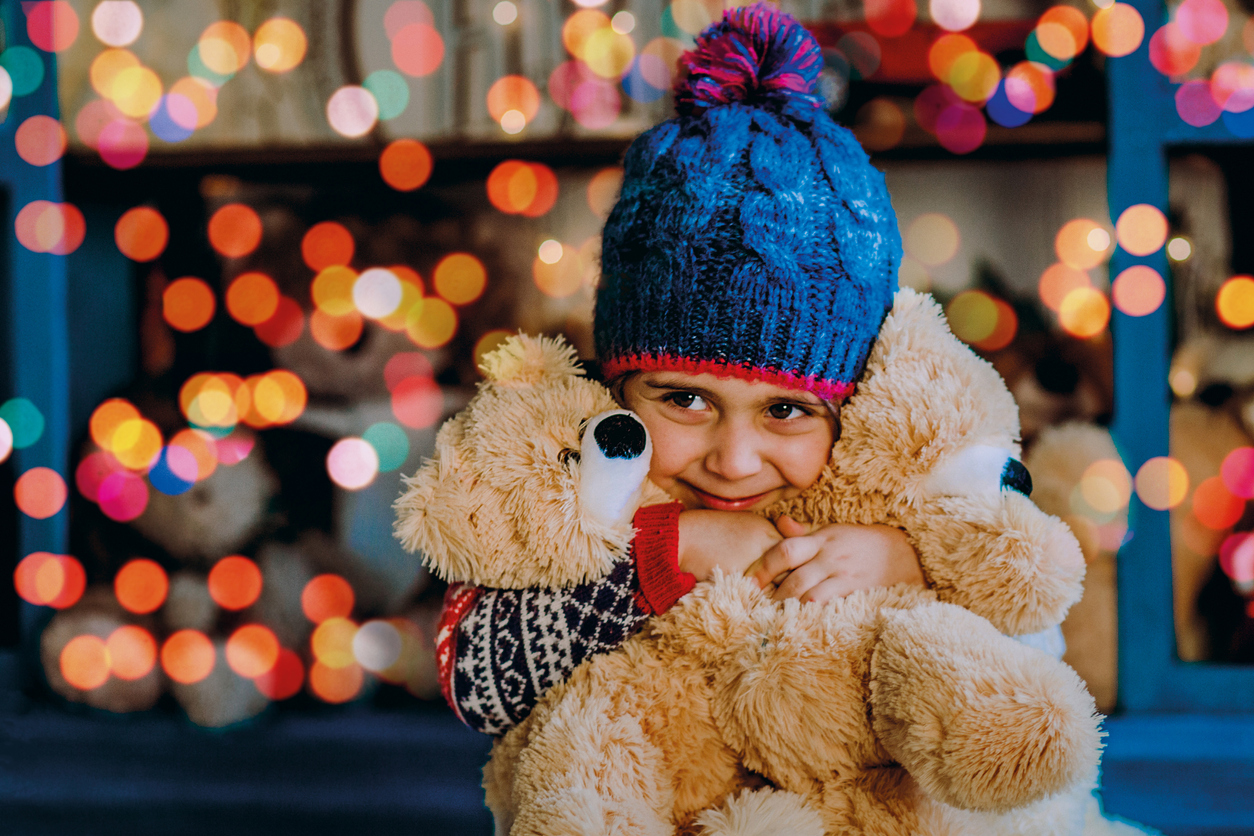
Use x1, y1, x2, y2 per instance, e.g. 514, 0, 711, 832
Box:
0, 0, 70, 669
1108, 0, 1254, 712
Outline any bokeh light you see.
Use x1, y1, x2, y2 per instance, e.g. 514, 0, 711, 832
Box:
302, 574, 354, 623
109, 416, 162, 470
1081, 459, 1133, 514
364, 69, 410, 120
354, 620, 403, 672
15, 115, 67, 166
405, 297, 457, 349
1115, 204, 1168, 256
354, 268, 403, 318
208, 203, 263, 259
170, 77, 218, 128
97, 118, 148, 169
310, 309, 364, 351
1176, 0, 1228, 45
253, 18, 306, 73
1, 45, 45, 97
311, 265, 356, 314
384, 0, 435, 36
363, 423, 410, 472
327, 438, 379, 490
1055, 218, 1109, 270
1111, 265, 1166, 316
494, 1, 518, 25
98, 470, 149, 521
149, 444, 196, 495
0, 398, 45, 450
1036, 6, 1088, 60
312, 617, 358, 669
14, 201, 85, 255
391, 23, 444, 77
487, 75, 540, 131
865, 0, 917, 37
433, 254, 486, 305
1220, 533, 1254, 587
930, 0, 981, 32
114, 558, 168, 614
14, 552, 85, 609
390, 374, 443, 428
26, 1, 80, 53
379, 139, 432, 191
0, 419, 12, 464
246, 370, 307, 426
226, 272, 279, 326
61, 635, 109, 690
1135, 456, 1189, 510
486, 160, 559, 216
208, 555, 263, 610
161, 629, 215, 684
904, 213, 959, 266
1221, 447, 1254, 499
1150, 23, 1201, 76
1176, 79, 1222, 126
110, 64, 161, 118
255, 648, 304, 700
532, 244, 586, 297
198, 21, 250, 75
15, 467, 67, 520
948, 291, 1017, 351
308, 660, 364, 703
587, 167, 623, 218
1059, 287, 1110, 337
1002, 61, 1055, 115
1216, 275, 1254, 329
115, 206, 168, 261
226, 624, 280, 678
107, 625, 157, 681
1193, 476, 1245, 530
92, 1, 143, 47
163, 277, 216, 332
255, 297, 305, 348
327, 86, 379, 138
1211, 62, 1254, 113
302, 222, 354, 272
1091, 4, 1144, 57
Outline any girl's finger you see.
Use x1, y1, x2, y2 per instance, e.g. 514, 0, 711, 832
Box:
753, 536, 820, 587
771, 557, 829, 602
775, 515, 809, 538
798, 577, 854, 606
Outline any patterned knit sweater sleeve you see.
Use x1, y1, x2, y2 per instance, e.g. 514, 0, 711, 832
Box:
435, 502, 691, 735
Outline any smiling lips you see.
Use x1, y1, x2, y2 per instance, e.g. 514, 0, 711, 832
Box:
686, 483, 775, 511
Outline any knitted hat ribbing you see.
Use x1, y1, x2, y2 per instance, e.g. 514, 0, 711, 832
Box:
594, 3, 901, 401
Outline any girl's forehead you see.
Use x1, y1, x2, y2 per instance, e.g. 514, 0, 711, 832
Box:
631, 371, 826, 404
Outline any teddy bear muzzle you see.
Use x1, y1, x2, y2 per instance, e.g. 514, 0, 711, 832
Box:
578, 410, 653, 529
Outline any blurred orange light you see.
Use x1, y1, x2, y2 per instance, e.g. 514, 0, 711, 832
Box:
110, 65, 162, 118
1038, 262, 1093, 311
487, 75, 540, 122
311, 616, 358, 668
405, 297, 458, 349
163, 277, 216, 332
308, 659, 364, 703
1040, 5, 1089, 55
1115, 204, 1168, 256
587, 167, 623, 219
226, 271, 279, 326
226, 624, 280, 678
109, 417, 163, 470
1005, 61, 1055, 113
303, 224, 355, 272
312, 265, 358, 315
928, 33, 977, 81
254, 647, 304, 700
1111, 265, 1166, 317
391, 23, 444, 77
14, 200, 85, 255
14, 552, 85, 609
1059, 287, 1110, 338
198, 21, 251, 75
1091, 4, 1144, 57
1055, 218, 1108, 270
247, 370, 307, 426
208, 203, 263, 258
14, 466, 68, 519
310, 309, 365, 351
15, 115, 68, 167
169, 76, 218, 128
252, 18, 306, 73
107, 625, 157, 681
207, 555, 263, 610
115, 206, 168, 262
255, 297, 305, 348
61, 635, 110, 691
302, 574, 354, 623
562, 9, 611, 60
1193, 475, 1245, 530
1135, 456, 1189, 510
90, 398, 139, 450
1216, 275, 1254, 329
90, 48, 139, 98
169, 429, 217, 481
433, 253, 487, 305
379, 139, 433, 192
532, 248, 584, 298
114, 558, 168, 614
162, 630, 216, 684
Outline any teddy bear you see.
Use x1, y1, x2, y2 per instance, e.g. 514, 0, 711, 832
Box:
396, 288, 1102, 836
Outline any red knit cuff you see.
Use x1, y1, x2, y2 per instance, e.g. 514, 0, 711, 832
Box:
632, 502, 695, 615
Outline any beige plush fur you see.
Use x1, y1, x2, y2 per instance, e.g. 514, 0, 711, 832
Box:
396, 289, 1100, 835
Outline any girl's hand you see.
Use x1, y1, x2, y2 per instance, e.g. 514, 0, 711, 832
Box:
677, 510, 782, 582
748, 517, 925, 604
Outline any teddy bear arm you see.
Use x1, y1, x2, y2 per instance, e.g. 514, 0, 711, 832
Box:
910, 493, 1086, 637
868, 603, 1101, 813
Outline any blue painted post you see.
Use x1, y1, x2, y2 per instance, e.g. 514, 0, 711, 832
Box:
0, 3, 71, 658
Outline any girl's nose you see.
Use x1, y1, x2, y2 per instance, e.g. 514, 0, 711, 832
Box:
704, 420, 763, 482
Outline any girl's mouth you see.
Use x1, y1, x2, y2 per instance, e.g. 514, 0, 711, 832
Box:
686, 484, 774, 511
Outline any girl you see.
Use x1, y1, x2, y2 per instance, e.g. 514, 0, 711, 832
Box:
435, 4, 927, 736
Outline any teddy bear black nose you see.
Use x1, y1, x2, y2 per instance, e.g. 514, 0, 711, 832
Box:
1000, 458, 1033, 497
594, 414, 647, 459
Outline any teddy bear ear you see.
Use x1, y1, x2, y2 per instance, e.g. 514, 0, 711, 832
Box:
479, 333, 584, 386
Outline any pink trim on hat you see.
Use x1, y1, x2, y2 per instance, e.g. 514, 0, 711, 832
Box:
602, 353, 855, 401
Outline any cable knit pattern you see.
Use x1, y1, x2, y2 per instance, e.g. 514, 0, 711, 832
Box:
595, 3, 900, 401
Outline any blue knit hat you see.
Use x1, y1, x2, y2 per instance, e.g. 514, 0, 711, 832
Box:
594, 3, 901, 401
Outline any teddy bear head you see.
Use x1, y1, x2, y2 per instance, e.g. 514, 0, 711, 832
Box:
395, 334, 661, 589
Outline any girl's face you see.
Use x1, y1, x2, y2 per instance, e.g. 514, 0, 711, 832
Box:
619, 371, 837, 512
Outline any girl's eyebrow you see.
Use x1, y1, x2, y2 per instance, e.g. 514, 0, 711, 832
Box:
641, 378, 825, 409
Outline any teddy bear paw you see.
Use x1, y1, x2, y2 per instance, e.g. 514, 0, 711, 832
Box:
694, 788, 825, 836
513, 788, 672, 836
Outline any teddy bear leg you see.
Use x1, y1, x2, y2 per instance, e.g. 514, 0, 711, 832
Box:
818, 771, 930, 836
693, 787, 825, 836
509, 689, 675, 836
869, 603, 1101, 813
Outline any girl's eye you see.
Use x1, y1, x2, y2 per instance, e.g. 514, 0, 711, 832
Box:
768, 403, 808, 420
665, 392, 707, 411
